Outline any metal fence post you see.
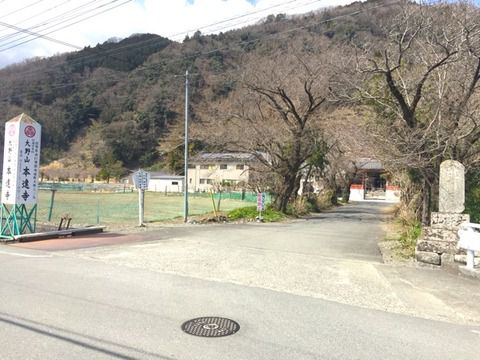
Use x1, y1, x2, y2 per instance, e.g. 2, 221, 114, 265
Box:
47, 189, 56, 222
96, 199, 100, 225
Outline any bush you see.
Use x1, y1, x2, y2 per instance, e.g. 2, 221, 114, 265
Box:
287, 198, 314, 216
465, 182, 480, 223
397, 221, 422, 258
227, 205, 286, 222
314, 190, 336, 210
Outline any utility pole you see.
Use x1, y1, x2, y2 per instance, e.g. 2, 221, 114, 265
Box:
183, 70, 189, 223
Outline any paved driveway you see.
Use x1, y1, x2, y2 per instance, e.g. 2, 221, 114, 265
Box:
3, 202, 480, 359
23, 201, 478, 325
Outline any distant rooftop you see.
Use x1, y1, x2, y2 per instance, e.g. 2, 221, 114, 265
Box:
128, 170, 183, 179
149, 172, 184, 179
355, 158, 384, 171
191, 152, 258, 163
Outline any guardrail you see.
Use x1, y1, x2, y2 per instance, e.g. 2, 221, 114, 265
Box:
457, 222, 480, 270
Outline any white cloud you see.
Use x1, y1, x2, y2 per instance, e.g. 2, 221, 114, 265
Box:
0, 0, 361, 68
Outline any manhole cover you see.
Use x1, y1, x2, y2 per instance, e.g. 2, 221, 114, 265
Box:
181, 317, 240, 337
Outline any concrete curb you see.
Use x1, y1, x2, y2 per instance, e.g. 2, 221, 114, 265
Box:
458, 266, 480, 279
0, 226, 105, 243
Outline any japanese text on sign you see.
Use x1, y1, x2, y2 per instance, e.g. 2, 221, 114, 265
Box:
133, 169, 150, 190
257, 192, 266, 211
1, 115, 41, 205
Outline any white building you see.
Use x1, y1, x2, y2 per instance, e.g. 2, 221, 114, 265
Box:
147, 172, 184, 193
187, 152, 257, 192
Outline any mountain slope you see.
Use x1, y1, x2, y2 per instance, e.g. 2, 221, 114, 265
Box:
0, 0, 398, 177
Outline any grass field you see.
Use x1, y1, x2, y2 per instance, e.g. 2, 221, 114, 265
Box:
36, 190, 252, 227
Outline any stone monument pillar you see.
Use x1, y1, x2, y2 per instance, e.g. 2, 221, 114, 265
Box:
438, 160, 465, 213
416, 160, 471, 267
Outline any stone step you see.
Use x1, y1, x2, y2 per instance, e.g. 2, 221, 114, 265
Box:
423, 226, 458, 242
430, 212, 470, 230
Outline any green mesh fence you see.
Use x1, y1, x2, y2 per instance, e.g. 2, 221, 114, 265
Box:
39, 182, 132, 192
189, 191, 271, 203
35, 189, 270, 227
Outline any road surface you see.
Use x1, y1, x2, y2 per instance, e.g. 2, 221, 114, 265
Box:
2, 202, 480, 359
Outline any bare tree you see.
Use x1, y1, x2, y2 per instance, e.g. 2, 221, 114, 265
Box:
194, 43, 335, 212
348, 1, 480, 223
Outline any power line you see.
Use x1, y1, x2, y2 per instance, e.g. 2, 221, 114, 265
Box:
0, 0, 131, 51
0, 18, 143, 72
0, 0, 314, 79
137, 0, 400, 72
0, 0, 46, 21
0, 0, 399, 102
20, 0, 315, 70
0, 0, 132, 52
184, 0, 324, 38
52, 0, 324, 72
0, 20, 82, 49
0, 0, 90, 37
0, 0, 113, 44
167, 0, 316, 41
0, 1, 129, 51
0, 0, 400, 103
0, 1, 138, 74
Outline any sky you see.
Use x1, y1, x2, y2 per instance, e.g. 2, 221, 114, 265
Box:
0, 0, 360, 69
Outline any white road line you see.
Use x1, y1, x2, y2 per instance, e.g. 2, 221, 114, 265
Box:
0, 250, 52, 258
471, 330, 480, 336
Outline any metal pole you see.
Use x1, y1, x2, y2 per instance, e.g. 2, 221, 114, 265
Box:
47, 189, 56, 222
183, 70, 189, 223
139, 188, 145, 226
96, 199, 100, 225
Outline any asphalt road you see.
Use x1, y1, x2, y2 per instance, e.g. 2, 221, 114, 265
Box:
2, 202, 480, 359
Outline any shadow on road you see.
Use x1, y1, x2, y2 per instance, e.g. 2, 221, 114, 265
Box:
0, 312, 173, 360
303, 202, 394, 223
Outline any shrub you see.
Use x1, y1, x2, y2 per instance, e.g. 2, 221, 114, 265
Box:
397, 221, 422, 258
288, 198, 314, 216
465, 181, 480, 223
227, 205, 285, 222
314, 190, 336, 210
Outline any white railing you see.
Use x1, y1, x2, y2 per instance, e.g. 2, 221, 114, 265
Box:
458, 222, 480, 270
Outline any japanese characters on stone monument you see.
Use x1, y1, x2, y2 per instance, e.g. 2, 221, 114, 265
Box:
1, 114, 42, 205
438, 160, 464, 214
416, 159, 471, 268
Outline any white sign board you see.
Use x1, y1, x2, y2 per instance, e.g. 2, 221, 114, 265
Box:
458, 224, 480, 251
1, 114, 41, 205
133, 169, 150, 190
257, 192, 266, 212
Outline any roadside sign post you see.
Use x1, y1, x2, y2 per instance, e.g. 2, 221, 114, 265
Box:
133, 169, 150, 227
257, 192, 266, 222
1, 113, 41, 239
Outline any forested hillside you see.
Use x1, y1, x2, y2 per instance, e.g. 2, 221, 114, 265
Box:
0, 0, 393, 178
1, 0, 479, 222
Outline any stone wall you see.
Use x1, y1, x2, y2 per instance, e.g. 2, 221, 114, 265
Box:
415, 160, 480, 270
415, 212, 480, 267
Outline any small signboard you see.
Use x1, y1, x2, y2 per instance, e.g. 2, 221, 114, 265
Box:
458, 225, 480, 251
1, 114, 41, 205
257, 192, 266, 212
133, 169, 150, 191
